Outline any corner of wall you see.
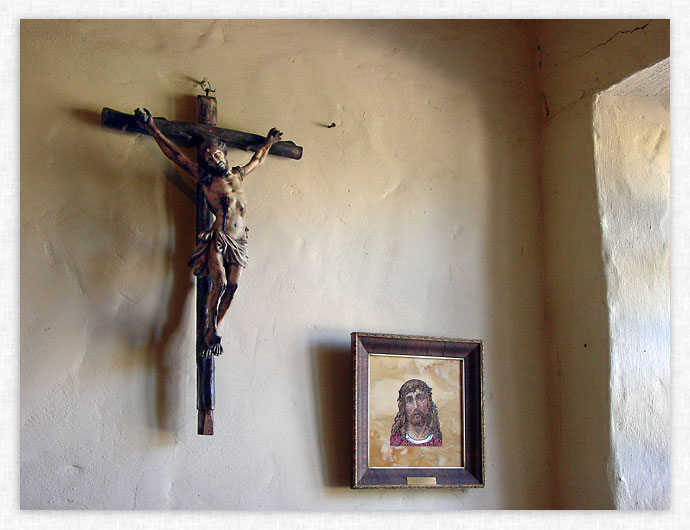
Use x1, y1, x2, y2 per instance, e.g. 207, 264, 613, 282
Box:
535, 19, 670, 509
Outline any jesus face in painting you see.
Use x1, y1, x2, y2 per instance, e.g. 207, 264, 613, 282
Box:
405, 388, 430, 428
390, 379, 443, 447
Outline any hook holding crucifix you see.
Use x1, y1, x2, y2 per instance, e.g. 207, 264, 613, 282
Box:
100, 87, 302, 434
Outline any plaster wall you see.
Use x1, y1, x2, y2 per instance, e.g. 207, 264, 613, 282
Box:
535, 20, 670, 508
20, 20, 551, 509
593, 78, 670, 509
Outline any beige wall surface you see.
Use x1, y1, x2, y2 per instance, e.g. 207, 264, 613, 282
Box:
20, 20, 551, 509
535, 19, 669, 508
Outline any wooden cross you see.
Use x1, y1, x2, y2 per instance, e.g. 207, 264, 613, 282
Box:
101, 92, 302, 435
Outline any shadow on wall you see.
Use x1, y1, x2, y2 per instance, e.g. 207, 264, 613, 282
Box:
310, 336, 353, 488
143, 95, 199, 438
67, 95, 201, 442
145, 166, 195, 439
71, 108, 101, 128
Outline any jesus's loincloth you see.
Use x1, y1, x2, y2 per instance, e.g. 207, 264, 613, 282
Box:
188, 229, 248, 276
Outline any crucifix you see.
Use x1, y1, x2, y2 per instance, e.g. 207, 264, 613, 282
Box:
101, 81, 302, 435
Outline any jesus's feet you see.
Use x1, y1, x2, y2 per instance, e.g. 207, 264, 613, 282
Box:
202, 332, 223, 357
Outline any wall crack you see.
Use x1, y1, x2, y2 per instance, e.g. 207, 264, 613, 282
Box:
542, 93, 550, 117
573, 22, 651, 59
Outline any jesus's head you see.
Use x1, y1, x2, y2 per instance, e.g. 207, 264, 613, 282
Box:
390, 379, 442, 441
199, 138, 228, 172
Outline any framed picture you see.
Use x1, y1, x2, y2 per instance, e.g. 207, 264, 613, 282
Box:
352, 332, 484, 488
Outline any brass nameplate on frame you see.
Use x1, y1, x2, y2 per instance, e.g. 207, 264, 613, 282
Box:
407, 477, 437, 486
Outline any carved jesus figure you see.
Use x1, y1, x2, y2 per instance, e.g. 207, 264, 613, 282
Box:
134, 108, 282, 356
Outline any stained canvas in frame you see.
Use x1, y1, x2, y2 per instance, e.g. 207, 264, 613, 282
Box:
368, 353, 464, 468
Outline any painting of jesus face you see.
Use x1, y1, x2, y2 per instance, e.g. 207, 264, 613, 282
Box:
368, 354, 463, 468
405, 389, 429, 424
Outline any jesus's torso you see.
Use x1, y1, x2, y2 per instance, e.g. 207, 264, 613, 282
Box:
203, 172, 247, 241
